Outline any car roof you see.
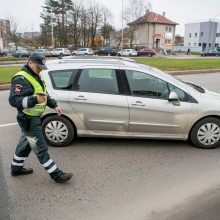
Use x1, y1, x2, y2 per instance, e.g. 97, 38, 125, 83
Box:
45, 56, 147, 70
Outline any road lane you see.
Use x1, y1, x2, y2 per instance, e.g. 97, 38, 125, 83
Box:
1, 72, 220, 220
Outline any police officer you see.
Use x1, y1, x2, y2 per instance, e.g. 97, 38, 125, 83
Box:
9, 52, 73, 183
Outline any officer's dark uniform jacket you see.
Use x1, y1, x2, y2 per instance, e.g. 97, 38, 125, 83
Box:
9, 64, 57, 112
9, 65, 62, 179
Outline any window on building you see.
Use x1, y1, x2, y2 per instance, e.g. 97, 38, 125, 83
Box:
189, 33, 191, 37
216, 33, 220, 37
169, 27, 172, 32
188, 43, 191, 46
165, 27, 168, 31
200, 32, 203, 37
199, 43, 201, 46
165, 39, 171, 45
195, 33, 197, 37
194, 43, 197, 46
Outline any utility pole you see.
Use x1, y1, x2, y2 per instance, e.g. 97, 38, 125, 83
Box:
51, 7, 54, 49
121, 0, 124, 51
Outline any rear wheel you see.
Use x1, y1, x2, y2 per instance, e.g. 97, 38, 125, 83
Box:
190, 117, 220, 149
42, 116, 75, 147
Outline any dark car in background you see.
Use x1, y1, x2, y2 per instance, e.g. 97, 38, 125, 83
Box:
137, 48, 156, 57
13, 48, 32, 58
95, 47, 117, 56
201, 50, 220, 57
0, 50, 7, 57
34, 48, 53, 57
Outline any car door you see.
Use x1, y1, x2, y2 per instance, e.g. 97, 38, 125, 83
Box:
124, 69, 192, 137
69, 67, 129, 134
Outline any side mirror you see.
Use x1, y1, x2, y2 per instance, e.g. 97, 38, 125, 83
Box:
168, 91, 180, 106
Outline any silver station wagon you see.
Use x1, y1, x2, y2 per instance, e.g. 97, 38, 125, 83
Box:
41, 57, 220, 149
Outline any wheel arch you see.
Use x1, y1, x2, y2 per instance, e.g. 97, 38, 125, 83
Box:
188, 115, 220, 140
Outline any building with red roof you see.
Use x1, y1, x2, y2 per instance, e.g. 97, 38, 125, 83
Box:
110, 10, 178, 51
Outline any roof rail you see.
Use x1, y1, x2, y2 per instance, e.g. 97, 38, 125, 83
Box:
59, 55, 135, 62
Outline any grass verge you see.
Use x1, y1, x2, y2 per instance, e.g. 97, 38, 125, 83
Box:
1, 58, 220, 85
133, 58, 220, 71
0, 66, 21, 84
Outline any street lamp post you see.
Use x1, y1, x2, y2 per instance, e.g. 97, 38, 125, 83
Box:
121, 0, 124, 51
51, 7, 54, 50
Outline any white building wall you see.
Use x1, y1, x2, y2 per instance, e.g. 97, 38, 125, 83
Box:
216, 23, 220, 45
0, 38, 3, 50
184, 23, 200, 49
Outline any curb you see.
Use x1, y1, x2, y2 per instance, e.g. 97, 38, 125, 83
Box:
0, 84, 10, 91
168, 69, 220, 75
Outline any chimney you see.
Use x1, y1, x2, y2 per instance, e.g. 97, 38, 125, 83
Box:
162, 12, 166, 17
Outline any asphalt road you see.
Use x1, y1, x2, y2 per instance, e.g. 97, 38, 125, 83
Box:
1, 72, 220, 220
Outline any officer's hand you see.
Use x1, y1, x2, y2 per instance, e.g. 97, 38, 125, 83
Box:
37, 94, 47, 103
55, 106, 62, 116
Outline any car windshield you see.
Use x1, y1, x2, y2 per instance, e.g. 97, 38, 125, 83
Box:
179, 81, 205, 93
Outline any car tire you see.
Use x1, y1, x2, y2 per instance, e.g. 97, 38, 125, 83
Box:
190, 117, 220, 149
42, 115, 75, 147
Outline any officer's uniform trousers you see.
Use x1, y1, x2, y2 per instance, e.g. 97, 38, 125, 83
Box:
11, 115, 62, 179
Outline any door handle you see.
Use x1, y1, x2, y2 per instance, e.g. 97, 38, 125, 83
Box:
74, 95, 87, 100
131, 101, 145, 106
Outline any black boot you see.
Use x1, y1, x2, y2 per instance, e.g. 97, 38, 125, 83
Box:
54, 172, 73, 183
11, 168, 33, 176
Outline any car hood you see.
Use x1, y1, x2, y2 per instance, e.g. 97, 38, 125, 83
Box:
204, 88, 220, 98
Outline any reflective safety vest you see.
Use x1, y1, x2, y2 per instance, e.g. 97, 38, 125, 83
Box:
14, 71, 47, 116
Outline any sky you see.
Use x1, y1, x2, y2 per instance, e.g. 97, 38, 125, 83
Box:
0, 0, 220, 36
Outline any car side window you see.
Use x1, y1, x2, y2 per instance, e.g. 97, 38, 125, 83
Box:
167, 83, 189, 102
76, 69, 119, 94
49, 70, 77, 90
125, 70, 169, 99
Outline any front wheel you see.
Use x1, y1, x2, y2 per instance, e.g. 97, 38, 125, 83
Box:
190, 117, 220, 149
42, 116, 75, 147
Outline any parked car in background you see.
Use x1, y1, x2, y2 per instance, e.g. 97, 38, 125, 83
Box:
51, 48, 71, 57
201, 50, 220, 57
12, 48, 32, 58
95, 47, 117, 56
72, 48, 94, 56
34, 48, 52, 57
40, 56, 220, 149
117, 49, 137, 56
0, 50, 7, 57
137, 48, 156, 57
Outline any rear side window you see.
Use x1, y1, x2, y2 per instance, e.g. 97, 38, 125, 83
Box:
76, 68, 119, 94
49, 70, 78, 90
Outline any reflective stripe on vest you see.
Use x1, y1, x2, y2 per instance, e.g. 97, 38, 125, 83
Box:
13, 71, 47, 116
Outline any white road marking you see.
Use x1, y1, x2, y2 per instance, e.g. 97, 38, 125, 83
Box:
0, 123, 18, 128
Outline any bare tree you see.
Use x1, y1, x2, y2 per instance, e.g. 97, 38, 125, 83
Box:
87, 1, 103, 47
6, 16, 20, 50
124, 0, 151, 47
69, 0, 84, 48
101, 6, 114, 46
